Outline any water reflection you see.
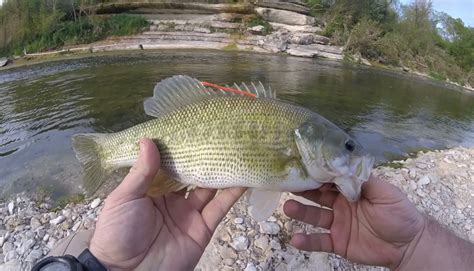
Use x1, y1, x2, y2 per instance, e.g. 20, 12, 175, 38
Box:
0, 50, 473, 198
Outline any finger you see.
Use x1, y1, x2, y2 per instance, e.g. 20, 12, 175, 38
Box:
187, 188, 218, 212
362, 175, 404, 203
290, 233, 333, 253
283, 200, 333, 229
109, 139, 160, 202
294, 189, 338, 208
201, 187, 246, 231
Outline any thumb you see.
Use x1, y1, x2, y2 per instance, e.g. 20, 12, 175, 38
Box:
109, 138, 160, 201
362, 175, 405, 203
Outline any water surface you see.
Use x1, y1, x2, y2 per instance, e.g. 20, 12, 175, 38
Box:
1, 51, 473, 198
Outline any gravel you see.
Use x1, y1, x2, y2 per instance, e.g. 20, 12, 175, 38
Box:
0, 147, 472, 270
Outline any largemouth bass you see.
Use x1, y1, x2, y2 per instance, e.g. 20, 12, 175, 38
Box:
73, 75, 374, 220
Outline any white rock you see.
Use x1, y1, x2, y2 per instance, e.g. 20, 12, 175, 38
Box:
50, 215, 65, 225
42, 234, 50, 242
233, 217, 244, 224
254, 236, 269, 251
72, 221, 82, 232
26, 249, 42, 262
248, 25, 265, 35
270, 239, 281, 250
416, 162, 427, 169
4, 250, 18, 262
267, 216, 277, 222
90, 198, 101, 209
244, 263, 257, 271
7, 202, 14, 215
30, 217, 42, 230
259, 221, 280, 235
193, 27, 211, 34
2, 242, 14, 253
231, 236, 249, 251
222, 258, 235, 266
20, 239, 35, 255
255, 7, 315, 25
221, 246, 237, 259
417, 176, 431, 186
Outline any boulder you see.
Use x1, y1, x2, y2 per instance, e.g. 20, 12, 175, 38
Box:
255, 0, 311, 15
269, 22, 322, 33
0, 57, 8, 67
255, 7, 315, 26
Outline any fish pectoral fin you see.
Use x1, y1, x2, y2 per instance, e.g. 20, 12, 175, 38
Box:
246, 189, 282, 222
146, 170, 187, 197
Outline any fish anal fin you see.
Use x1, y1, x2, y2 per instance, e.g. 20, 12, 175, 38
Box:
246, 189, 282, 222
146, 170, 187, 197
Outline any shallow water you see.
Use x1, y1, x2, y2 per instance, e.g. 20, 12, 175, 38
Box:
1, 50, 473, 198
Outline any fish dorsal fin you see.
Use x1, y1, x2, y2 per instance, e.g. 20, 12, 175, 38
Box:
144, 75, 275, 117
246, 189, 282, 222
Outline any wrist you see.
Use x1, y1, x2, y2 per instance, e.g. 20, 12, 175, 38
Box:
394, 215, 430, 271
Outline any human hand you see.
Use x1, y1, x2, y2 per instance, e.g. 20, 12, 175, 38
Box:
283, 176, 426, 269
89, 139, 246, 271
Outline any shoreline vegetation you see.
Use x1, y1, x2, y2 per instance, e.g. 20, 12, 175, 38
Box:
0, 0, 473, 92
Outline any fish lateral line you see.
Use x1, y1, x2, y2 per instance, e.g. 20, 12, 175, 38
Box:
201, 81, 257, 98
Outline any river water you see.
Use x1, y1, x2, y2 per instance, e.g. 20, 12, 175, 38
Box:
1, 50, 473, 198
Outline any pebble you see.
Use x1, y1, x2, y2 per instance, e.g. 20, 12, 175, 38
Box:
417, 176, 431, 186
254, 236, 269, 251
2, 242, 14, 253
233, 217, 244, 224
7, 202, 14, 215
49, 216, 65, 225
231, 236, 249, 251
4, 250, 18, 262
222, 258, 235, 266
90, 198, 101, 209
244, 263, 257, 271
220, 246, 237, 259
259, 221, 280, 235
30, 217, 42, 230
26, 249, 42, 262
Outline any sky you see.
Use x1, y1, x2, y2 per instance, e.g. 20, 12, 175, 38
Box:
400, 0, 474, 26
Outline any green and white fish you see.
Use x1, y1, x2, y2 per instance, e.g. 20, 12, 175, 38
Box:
72, 75, 374, 221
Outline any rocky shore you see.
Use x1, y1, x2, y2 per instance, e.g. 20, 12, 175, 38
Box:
19, 1, 346, 63
0, 147, 472, 270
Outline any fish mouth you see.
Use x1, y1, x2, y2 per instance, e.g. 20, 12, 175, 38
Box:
331, 155, 374, 202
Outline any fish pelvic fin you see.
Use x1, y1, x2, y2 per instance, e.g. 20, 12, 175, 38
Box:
72, 133, 112, 196
146, 170, 187, 197
246, 189, 282, 222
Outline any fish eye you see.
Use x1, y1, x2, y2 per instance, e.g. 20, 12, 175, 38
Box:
345, 140, 355, 152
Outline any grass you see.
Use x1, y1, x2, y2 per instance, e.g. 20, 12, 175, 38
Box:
5, 14, 149, 56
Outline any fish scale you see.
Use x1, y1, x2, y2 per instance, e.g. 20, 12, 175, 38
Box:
100, 96, 310, 189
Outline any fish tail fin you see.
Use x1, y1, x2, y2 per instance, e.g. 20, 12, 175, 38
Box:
72, 133, 112, 195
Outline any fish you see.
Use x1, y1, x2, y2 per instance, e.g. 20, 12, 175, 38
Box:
72, 75, 374, 221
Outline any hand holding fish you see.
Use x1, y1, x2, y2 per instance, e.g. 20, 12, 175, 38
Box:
283, 176, 474, 270
89, 139, 245, 270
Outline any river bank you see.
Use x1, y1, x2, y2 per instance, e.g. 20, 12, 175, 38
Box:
1, 2, 472, 94
0, 147, 472, 270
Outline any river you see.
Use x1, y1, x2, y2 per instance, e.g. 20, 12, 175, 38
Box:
1, 50, 473, 198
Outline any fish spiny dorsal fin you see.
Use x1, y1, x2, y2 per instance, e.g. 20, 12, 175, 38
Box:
144, 75, 276, 118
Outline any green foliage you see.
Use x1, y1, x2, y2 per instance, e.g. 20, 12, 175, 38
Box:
0, 0, 148, 56
315, 0, 473, 87
244, 14, 272, 35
